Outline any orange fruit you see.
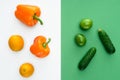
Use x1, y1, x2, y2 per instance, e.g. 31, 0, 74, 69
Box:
19, 63, 34, 78
8, 35, 24, 51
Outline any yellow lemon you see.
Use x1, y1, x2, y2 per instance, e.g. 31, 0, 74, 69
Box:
8, 35, 24, 51
19, 63, 34, 78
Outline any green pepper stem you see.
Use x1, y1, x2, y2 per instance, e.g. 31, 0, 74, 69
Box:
43, 38, 51, 48
33, 15, 43, 25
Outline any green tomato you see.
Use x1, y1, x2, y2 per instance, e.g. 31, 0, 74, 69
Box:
75, 34, 86, 46
80, 18, 93, 30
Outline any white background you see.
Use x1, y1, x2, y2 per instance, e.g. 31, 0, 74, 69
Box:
0, 0, 61, 80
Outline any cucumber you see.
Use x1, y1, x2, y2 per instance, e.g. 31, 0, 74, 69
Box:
98, 29, 115, 54
78, 47, 96, 70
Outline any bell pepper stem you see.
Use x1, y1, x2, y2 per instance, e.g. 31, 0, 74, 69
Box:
33, 15, 43, 25
43, 38, 51, 48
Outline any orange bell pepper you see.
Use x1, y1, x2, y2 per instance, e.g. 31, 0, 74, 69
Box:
30, 36, 51, 58
15, 4, 43, 26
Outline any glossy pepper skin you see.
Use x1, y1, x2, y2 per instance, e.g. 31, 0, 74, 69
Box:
30, 36, 51, 58
15, 4, 43, 26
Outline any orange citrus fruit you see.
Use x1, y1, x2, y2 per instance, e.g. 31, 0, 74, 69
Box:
19, 63, 34, 78
8, 35, 24, 51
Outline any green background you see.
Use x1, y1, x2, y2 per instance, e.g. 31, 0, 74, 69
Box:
62, 0, 120, 80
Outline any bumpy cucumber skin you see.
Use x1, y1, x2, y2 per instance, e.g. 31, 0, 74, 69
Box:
78, 47, 96, 70
98, 29, 115, 54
